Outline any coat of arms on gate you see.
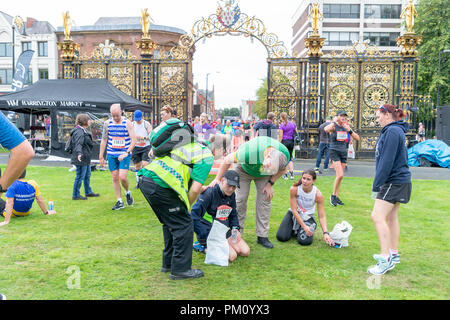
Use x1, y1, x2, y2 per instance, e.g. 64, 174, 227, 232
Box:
217, 0, 241, 29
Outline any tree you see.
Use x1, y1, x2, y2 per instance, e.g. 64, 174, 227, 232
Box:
415, 0, 450, 106
254, 78, 267, 119
222, 107, 240, 117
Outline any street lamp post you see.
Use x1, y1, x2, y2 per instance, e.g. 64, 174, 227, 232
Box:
437, 49, 450, 107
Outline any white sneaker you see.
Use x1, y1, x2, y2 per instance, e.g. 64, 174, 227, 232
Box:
68, 165, 76, 172
373, 253, 400, 264
367, 256, 395, 275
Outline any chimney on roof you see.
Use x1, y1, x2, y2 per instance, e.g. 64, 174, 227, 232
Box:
26, 17, 36, 28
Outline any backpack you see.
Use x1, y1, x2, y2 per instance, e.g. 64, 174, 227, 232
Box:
150, 118, 196, 157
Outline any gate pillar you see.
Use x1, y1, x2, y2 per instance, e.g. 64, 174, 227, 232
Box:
305, 35, 325, 151
57, 39, 79, 79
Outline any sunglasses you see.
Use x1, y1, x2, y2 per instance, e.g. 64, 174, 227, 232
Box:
379, 105, 388, 112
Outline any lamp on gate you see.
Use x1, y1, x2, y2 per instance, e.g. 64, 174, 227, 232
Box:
437, 49, 450, 107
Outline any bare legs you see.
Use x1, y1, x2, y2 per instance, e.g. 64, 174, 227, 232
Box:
111, 169, 130, 199
332, 161, 346, 196
371, 199, 400, 255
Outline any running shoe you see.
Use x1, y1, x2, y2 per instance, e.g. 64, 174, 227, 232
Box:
290, 172, 295, 180
193, 241, 205, 254
0, 293, 6, 300
367, 256, 395, 275
282, 174, 288, 180
112, 201, 125, 210
323, 168, 329, 172
330, 195, 338, 207
126, 192, 134, 206
336, 197, 344, 205
373, 253, 400, 264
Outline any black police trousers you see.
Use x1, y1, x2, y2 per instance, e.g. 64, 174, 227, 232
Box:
139, 176, 193, 273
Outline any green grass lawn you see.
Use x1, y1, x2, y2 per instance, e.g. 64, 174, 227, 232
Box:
0, 165, 448, 300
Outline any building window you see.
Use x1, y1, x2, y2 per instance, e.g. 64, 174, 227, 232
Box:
39, 69, 49, 79
0, 43, 13, 57
324, 32, 359, 46
38, 41, 48, 57
363, 32, 400, 46
25, 69, 33, 84
0, 69, 13, 85
323, 4, 360, 18
22, 42, 32, 52
365, 4, 401, 19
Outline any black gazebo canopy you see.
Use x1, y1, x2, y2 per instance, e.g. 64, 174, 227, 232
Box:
0, 78, 151, 114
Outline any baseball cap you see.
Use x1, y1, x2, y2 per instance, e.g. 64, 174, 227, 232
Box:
134, 110, 143, 121
337, 110, 348, 117
224, 170, 240, 188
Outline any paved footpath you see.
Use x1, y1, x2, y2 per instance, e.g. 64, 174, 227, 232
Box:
1, 153, 449, 181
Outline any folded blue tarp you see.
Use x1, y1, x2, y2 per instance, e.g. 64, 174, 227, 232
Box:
408, 140, 450, 168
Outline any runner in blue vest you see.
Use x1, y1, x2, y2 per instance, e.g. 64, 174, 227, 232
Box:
99, 104, 136, 210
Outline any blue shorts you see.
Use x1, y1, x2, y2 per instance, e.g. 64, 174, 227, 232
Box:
107, 154, 131, 171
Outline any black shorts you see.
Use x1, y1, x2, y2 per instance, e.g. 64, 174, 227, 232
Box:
377, 182, 412, 204
132, 146, 151, 164
329, 149, 347, 163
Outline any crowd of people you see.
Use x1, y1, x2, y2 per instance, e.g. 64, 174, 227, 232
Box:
0, 102, 412, 288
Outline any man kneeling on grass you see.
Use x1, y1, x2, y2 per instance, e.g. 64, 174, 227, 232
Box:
191, 170, 250, 262
0, 169, 56, 226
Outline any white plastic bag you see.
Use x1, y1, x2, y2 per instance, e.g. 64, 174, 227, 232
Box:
347, 143, 355, 159
204, 220, 229, 267
329, 221, 353, 247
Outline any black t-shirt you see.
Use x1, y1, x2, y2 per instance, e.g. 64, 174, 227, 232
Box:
329, 122, 348, 152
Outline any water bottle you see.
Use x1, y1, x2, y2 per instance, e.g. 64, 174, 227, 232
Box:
231, 228, 238, 243
48, 199, 54, 211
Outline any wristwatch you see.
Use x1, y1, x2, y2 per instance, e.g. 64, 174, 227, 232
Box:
0, 185, 8, 193
267, 180, 275, 186
323, 231, 330, 235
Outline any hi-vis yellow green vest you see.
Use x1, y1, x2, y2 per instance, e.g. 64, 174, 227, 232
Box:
143, 142, 213, 210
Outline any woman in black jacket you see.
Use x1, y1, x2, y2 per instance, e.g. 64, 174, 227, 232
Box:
71, 114, 99, 200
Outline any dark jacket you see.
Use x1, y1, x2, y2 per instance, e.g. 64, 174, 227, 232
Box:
191, 184, 240, 231
253, 119, 278, 138
372, 121, 411, 192
70, 126, 94, 166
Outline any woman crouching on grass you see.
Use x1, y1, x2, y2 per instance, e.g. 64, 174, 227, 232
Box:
276, 169, 335, 247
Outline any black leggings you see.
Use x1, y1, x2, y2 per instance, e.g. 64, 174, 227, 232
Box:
276, 209, 316, 245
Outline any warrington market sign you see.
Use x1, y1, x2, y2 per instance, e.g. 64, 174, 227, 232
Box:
5, 100, 95, 108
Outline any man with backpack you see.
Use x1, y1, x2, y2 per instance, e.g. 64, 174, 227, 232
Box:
131, 110, 152, 188
138, 117, 214, 280
253, 112, 278, 139
99, 104, 136, 211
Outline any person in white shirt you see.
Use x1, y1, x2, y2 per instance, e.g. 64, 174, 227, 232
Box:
131, 110, 152, 188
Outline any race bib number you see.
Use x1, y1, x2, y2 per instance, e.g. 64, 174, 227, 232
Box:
336, 131, 347, 141
136, 138, 146, 147
216, 205, 232, 221
112, 137, 126, 149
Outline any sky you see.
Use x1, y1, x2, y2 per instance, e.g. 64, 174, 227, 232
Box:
1, 0, 301, 109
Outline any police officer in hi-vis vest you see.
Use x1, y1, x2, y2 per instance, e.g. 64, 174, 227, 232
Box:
138, 132, 214, 280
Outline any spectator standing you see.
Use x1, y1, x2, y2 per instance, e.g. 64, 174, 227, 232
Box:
253, 112, 278, 139
70, 114, 99, 200
368, 104, 411, 275
315, 115, 332, 173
